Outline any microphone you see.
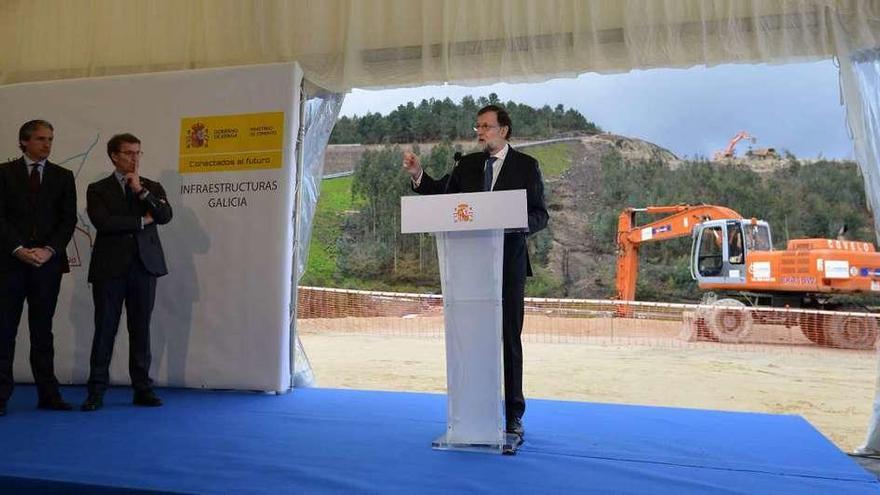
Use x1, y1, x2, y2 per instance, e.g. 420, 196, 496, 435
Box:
443, 152, 464, 194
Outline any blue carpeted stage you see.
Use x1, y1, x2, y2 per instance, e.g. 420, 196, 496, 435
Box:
0, 385, 877, 494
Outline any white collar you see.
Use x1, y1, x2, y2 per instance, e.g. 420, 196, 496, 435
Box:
489, 143, 510, 161
23, 155, 45, 167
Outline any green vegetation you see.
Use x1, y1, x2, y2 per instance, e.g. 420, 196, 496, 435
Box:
527, 143, 572, 179
331, 93, 600, 144
303, 141, 569, 293
334, 144, 454, 290
300, 175, 358, 287
303, 149, 876, 301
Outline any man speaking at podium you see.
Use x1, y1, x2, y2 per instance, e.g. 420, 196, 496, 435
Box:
403, 104, 548, 439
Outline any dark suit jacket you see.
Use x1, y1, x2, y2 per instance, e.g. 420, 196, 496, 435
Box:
0, 158, 77, 273
413, 146, 549, 281
86, 174, 172, 283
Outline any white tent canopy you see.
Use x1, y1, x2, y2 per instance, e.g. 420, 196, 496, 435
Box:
1, 1, 877, 91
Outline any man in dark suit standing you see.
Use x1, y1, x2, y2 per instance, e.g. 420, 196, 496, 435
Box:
81, 133, 172, 411
402, 105, 549, 439
0, 120, 77, 416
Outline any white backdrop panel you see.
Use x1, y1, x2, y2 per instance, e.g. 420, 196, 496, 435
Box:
0, 63, 301, 392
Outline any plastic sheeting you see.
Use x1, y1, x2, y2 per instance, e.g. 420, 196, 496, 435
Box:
296, 91, 345, 281
289, 89, 345, 388
841, 48, 880, 244
839, 46, 880, 453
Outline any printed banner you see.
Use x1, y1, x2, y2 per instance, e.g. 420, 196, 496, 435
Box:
0, 63, 301, 392
179, 112, 284, 173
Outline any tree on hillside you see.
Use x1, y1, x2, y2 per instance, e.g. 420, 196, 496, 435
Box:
330, 94, 601, 144
337, 143, 461, 286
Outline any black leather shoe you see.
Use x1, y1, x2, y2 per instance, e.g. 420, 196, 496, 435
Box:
81, 394, 104, 412
133, 390, 162, 407
37, 396, 74, 411
0, 402, 6, 416
506, 417, 524, 438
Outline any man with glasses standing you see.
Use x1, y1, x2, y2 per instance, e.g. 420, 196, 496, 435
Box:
402, 104, 549, 439
0, 120, 77, 416
81, 133, 172, 412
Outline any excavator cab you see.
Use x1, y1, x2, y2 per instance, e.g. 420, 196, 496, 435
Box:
691, 219, 772, 284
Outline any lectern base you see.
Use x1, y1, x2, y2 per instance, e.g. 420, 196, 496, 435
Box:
431, 433, 523, 455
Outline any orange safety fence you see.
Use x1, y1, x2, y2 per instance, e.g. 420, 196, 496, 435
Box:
297, 286, 879, 352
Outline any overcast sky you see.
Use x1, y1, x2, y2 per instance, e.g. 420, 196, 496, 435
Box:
340, 60, 852, 160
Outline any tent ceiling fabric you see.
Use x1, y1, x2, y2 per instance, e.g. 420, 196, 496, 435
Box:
1, 0, 878, 91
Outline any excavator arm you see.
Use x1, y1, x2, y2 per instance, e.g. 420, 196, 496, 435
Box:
724, 131, 748, 157
713, 131, 754, 160
616, 205, 742, 301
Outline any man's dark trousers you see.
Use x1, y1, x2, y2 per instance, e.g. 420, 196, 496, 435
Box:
0, 255, 63, 402
88, 259, 156, 394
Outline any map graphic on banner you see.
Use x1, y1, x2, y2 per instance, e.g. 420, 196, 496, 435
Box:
179, 112, 284, 173
54, 134, 102, 268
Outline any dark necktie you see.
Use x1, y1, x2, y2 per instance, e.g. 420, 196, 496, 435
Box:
124, 183, 134, 208
484, 156, 497, 191
29, 164, 41, 194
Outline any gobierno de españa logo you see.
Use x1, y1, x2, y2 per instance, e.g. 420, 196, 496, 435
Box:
453, 203, 474, 223
186, 122, 209, 149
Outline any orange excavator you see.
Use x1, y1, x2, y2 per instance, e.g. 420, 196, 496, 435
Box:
616, 204, 880, 348
713, 131, 755, 161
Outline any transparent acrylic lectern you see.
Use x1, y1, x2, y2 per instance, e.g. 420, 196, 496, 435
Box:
401, 190, 527, 455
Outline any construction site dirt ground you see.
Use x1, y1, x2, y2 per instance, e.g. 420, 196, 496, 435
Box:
299, 316, 879, 451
